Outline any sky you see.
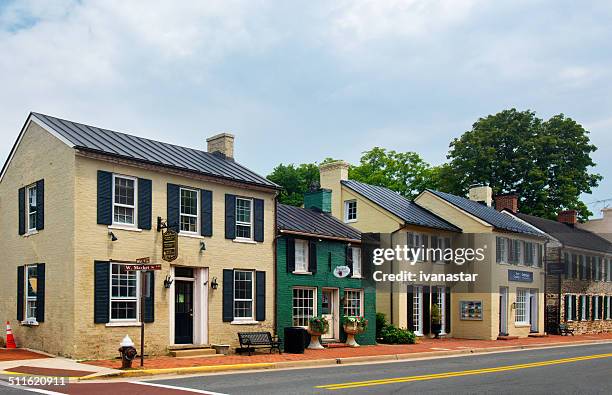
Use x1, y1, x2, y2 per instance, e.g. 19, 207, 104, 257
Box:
1, 0, 611, 217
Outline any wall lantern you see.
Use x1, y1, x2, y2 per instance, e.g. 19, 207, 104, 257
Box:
200, 241, 206, 252
210, 277, 219, 290
108, 231, 118, 242
163, 274, 173, 289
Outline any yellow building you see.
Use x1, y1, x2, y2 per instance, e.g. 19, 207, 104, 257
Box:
320, 161, 547, 339
0, 112, 278, 359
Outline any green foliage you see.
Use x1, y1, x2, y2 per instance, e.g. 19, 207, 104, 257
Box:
342, 315, 368, 330
441, 109, 601, 220
431, 304, 442, 324
308, 316, 329, 334
379, 325, 416, 344
376, 312, 387, 339
267, 163, 320, 206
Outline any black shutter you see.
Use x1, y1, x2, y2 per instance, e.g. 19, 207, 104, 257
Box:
94, 261, 110, 323
286, 237, 295, 273
225, 194, 236, 239
167, 184, 180, 231
138, 178, 152, 230
97, 171, 113, 225
445, 287, 451, 333
422, 235, 429, 262
444, 237, 451, 264
407, 285, 414, 331
564, 295, 569, 321
36, 179, 44, 230
17, 266, 24, 321
36, 263, 45, 322
222, 269, 234, 322
423, 286, 431, 335
201, 189, 213, 237
254, 198, 264, 242
256, 271, 266, 321
564, 257, 569, 279
432, 288, 439, 328
598, 296, 603, 320
585, 296, 590, 320
18, 187, 25, 235
144, 271, 154, 323
346, 245, 353, 274
578, 296, 583, 320
309, 241, 318, 274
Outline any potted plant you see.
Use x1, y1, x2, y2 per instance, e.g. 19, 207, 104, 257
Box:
307, 316, 329, 349
431, 304, 442, 338
342, 316, 368, 347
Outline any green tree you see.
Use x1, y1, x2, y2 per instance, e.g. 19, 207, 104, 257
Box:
442, 109, 601, 220
349, 147, 440, 199
267, 163, 320, 206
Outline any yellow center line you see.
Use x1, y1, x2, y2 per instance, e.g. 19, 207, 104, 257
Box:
315, 353, 612, 390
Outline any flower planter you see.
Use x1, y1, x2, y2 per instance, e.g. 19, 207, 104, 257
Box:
306, 328, 325, 349
343, 324, 364, 347
211, 344, 230, 355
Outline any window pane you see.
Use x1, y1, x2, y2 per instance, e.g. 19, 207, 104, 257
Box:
236, 224, 251, 239
180, 215, 197, 233
292, 288, 315, 326
352, 247, 361, 276
295, 240, 308, 272
114, 206, 134, 224
111, 301, 137, 320
27, 265, 37, 298
26, 301, 37, 319
343, 290, 362, 317
180, 189, 198, 216
111, 264, 137, 298
236, 198, 251, 223
114, 177, 135, 205
234, 271, 253, 318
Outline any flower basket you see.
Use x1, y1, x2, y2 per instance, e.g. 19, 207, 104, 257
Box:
307, 317, 329, 349
342, 316, 368, 347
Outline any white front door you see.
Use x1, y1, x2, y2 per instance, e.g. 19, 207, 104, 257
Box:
321, 289, 337, 339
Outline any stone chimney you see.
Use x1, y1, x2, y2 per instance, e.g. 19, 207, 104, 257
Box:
468, 185, 493, 207
558, 210, 578, 226
207, 133, 235, 160
319, 160, 350, 219
494, 194, 518, 213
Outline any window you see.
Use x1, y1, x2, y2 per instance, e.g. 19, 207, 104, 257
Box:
292, 288, 316, 327
508, 239, 522, 264
580, 256, 587, 280
294, 240, 309, 273
344, 200, 357, 222
233, 270, 254, 320
110, 263, 139, 321
351, 247, 362, 277
25, 265, 38, 320
412, 286, 423, 335
408, 232, 424, 262
496, 237, 507, 263
180, 188, 199, 233
569, 254, 577, 278
435, 286, 447, 334
606, 296, 611, 320
113, 175, 136, 225
343, 289, 363, 317
26, 185, 37, 231
523, 242, 535, 266
580, 295, 588, 321
235, 198, 253, 239
565, 294, 577, 322
515, 288, 530, 324
593, 296, 601, 320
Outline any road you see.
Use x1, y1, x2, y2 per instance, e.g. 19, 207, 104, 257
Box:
2, 343, 611, 394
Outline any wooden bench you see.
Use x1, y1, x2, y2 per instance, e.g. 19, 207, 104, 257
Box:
558, 323, 575, 336
237, 332, 282, 356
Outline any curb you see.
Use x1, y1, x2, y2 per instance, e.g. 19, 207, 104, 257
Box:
78, 339, 612, 380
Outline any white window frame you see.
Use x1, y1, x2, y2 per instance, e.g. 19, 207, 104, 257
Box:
408, 232, 425, 262
179, 187, 200, 235
235, 197, 253, 240
109, 263, 140, 323
515, 288, 530, 325
233, 270, 254, 321
294, 239, 310, 273
496, 236, 507, 263
566, 294, 576, 322
292, 287, 317, 327
344, 200, 357, 222
593, 296, 600, 320
343, 288, 364, 318
607, 295, 611, 320
580, 295, 587, 321
413, 285, 423, 336
351, 247, 362, 277
112, 174, 138, 227
26, 184, 37, 232
25, 264, 38, 321
436, 286, 446, 334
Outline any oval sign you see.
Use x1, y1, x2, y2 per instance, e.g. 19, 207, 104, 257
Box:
333, 265, 351, 278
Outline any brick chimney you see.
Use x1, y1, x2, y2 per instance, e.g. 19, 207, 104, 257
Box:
494, 194, 518, 213
319, 160, 350, 219
207, 133, 235, 160
468, 185, 493, 207
557, 210, 577, 226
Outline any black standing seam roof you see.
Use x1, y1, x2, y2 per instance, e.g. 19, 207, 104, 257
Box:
30, 112, 279, 189
277, 203, 361, 241
515, 213, 612, 254
427, 189, 544, 236
341, 180, 461, 232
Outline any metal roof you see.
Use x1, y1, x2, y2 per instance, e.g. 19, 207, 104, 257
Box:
341, 180, 461, 232
516, 213, 612, 254
277, 203, 361, 241
427, 189, 543, 236
31, 112, 279, 189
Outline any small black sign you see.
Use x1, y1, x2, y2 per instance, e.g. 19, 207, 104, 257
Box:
508, 269, 533, 283
162, 229, 178, 262
547, 262, 565, 275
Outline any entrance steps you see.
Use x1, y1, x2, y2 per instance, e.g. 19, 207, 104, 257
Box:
323, 341, 348, 348
168, 345, 220, 358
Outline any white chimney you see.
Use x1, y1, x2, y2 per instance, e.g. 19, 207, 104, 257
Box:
207, 133, 235, 160
468, 185, 493, 207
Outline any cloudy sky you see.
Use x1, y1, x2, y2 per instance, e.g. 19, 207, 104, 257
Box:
1, 0, 611, 216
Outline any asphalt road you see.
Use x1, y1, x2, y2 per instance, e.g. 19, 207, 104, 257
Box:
1, 343, 611, 394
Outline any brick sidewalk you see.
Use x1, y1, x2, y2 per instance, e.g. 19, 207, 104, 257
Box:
0, 348, 50, 362
83, 333, 612, 370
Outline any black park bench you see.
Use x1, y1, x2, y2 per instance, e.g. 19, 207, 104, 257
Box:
237, 332, 282, 356
558, 323, 575, 336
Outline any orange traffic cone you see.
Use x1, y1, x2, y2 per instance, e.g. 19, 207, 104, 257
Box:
5, 321, 16, 349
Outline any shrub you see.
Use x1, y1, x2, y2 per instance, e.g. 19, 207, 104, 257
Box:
379, 325, 416, 344
376, 313, 387, 339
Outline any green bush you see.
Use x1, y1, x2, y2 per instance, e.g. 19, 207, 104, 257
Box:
376, 313, 387, 339
379, 325, 416, 344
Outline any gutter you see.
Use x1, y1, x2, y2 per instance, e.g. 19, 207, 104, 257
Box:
278, 229, 361, 243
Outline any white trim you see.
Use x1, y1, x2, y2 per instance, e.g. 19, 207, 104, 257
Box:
109, 262, 140, 324
23, 229, 39, 237
105, 322, 142, 327
25, 264, 38, 321
344, 199, 358, 223
108, 225, 143, 232
232, 238, 257, 244
292, 286, 318, 328
179, 187, 200, 236
351, 246, 362, 277
230, 320, 259, 325
132, 381, 229, 395
26, 184, 37, 232
343, 288, 364, 318
233, 269, 255, 321
235, 197, 254, 241
112, 174, 138, 227
294, 239, 309, 273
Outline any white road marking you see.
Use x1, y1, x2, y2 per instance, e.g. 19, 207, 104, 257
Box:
430, 348, 451, 351
0, 380, 65, 395
132, 381, 229, 395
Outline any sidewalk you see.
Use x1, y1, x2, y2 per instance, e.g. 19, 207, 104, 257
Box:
82, 333, 612, 378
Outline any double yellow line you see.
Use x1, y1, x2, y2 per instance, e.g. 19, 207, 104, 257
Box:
316, 353, 612, 390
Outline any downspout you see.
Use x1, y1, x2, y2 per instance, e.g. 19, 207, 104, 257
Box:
273, 193, 279, 337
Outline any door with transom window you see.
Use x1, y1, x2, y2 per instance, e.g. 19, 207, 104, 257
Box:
321, 289, 338, 339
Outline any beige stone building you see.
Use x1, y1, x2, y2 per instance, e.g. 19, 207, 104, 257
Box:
0, 112, 278, 359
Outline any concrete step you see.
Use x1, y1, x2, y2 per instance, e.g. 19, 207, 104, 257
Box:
170, 348, 218, 358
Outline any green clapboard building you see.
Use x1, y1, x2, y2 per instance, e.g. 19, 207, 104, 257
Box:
276, 189, 376, 346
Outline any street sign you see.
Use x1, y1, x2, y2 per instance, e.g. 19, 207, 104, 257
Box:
136, 257, 151, 264
125, 264, 162, 271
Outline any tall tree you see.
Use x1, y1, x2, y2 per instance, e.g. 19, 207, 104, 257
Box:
442, 109, 601, 220
267, 163, 320, 206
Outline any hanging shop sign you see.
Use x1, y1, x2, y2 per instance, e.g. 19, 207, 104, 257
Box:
333, 265, 351, 278
162, 228, 179, 262
508, 269, 533, 283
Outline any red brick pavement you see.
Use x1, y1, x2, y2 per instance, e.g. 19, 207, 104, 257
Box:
0, 348, 50, 362
83, 333, 612, 370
